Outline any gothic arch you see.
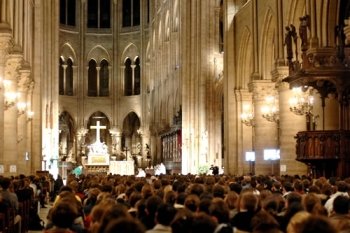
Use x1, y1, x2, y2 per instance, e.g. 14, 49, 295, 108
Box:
86, 45, 111, 64
260, 8, 275, 79
237, 26, 253, 88
59, 111, 76, 161
60, 43, 77, 63
121, 43, 139, 62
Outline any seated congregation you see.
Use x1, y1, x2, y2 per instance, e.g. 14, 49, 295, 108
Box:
1, 173, 350, 233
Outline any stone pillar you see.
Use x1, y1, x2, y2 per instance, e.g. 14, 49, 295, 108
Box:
4, 53, 22, 175
131, 64, 136, 94
17, 67, 32, 174
62, 64, 67, 94
0, 31, 12, 166
235, 89, 253, 175
96, 66, 100, 96
273, 66, 307, 175
76, 127, 88, 164
250, 80, 279, 175
109, 126, 122, 156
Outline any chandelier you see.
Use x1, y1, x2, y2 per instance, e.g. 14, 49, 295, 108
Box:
261, 96, 279, 123
241, 103, 254, 126
289, 87, 314, 115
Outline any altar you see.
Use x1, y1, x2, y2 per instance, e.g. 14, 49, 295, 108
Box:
109, 161, 134, 175
83, 121, 135, 175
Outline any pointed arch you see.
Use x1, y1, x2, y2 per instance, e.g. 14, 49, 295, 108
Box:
260, 8, 276, 79
237, 26, 253, 88
59, 111, 76, 161
121, 43, 139, 62
60, 43, 77, 63
86, 45, 111, 64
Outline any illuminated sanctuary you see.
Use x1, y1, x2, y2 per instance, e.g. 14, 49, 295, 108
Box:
0, 0, 350, 178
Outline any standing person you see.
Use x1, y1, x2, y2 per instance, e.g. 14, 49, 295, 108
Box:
54, 175, 64, 201
0, 177, 22, 233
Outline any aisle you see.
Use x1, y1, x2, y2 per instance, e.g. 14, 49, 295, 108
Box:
28, 204, 51, 233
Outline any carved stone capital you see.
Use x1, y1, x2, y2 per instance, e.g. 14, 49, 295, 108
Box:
249, 80, 277, 101
18, 68, 32, 92
0, 33, 12, 64
4, 54, 23, 84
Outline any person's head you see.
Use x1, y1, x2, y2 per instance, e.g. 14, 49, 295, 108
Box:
286, 192, 302, 208
0, 177, 11, 190
299, 215, 337, 233
251, 209, 280, 233
229, 182, 242, 194
98, 204, 131, 233
224, 191, 239, 210
212, 184, 225, 199
171, 208, 193, 233
51, 200, 78, 228
333, 195, 350, 215
286, 211, 310, 233
104, 218, 145, 233
335, 181, 348, 193
184, 194, 200, 212
191, 212, 217, 233
302, 193, 321, 213
239, 191, 259, 212
209, 198, 230, 224
145, 195, 163, 215
156, 203, 177, 226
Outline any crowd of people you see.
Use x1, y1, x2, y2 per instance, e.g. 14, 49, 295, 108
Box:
1, 172, 350, 233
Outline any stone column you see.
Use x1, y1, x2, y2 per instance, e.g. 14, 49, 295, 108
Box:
96, 66, 100, 96
0, 31, 12, 166
76, 127, 88, 164
235, 89, 253, 175
109, 126, 122, 157
273, 66, 307, 175
250, 80, 279, 175
131, 64, 136, 94
4, 53, 22, 175
62, 64, 67, 94
17, 67, 31, 174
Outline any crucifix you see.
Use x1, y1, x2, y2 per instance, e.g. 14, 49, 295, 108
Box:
90, 121, 106, 143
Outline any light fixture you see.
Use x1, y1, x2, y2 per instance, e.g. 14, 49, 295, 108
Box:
241, 103, 254, 126
289, 87, 314, 116
4, 91, 20, 110
261, 96, 279, 123
27, 110, 34, 121
17, 102, 27, 116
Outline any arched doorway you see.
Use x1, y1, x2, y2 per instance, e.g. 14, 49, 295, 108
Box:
58, 111, 76, 162
122, 112, 141, 168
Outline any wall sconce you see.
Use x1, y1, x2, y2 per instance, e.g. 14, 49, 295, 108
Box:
261, 96, 279, 123
289, 87, 314, 116
4, 92, 20, 110
241, 103, 254, 126
17, 102, 27, 116
27, 111, 34, 121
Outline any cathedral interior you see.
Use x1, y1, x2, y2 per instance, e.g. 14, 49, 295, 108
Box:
0, 0, 350, 178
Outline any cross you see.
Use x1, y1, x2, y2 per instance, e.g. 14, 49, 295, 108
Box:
90, 121, 106, 143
